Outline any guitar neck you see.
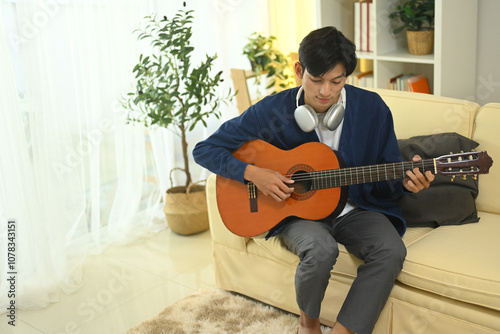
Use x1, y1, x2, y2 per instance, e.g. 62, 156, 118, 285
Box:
305, 159, 436, 190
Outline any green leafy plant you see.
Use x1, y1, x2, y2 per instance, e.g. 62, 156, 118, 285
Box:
242, 32, 294, 96
389, 0, 435, 34
122, 8, 234, 189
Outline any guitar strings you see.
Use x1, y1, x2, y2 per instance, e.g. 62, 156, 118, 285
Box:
281, 151, 482, 184
284, 160, 437, 183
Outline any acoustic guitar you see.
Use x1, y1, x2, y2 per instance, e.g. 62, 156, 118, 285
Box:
215, 140, 493, 237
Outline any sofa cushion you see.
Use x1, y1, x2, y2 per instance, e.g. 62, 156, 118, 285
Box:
372, 88, 480, 139
399, 211, 500, 311
397, 132, 480, 227
250, 225, 434, 279
473, 103, 500, 214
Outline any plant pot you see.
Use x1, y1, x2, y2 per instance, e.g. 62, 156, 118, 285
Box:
406, 30, 434, 55
163, 182, 209, 235
249, 59, 257, 72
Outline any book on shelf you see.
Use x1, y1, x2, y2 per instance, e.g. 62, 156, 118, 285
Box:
388, 73, 430, 94
353, 0, 374, 52
388, 74, 404, 90
348, 70, 374, 88
407, 74, 431, 94
358, 58, 373, 73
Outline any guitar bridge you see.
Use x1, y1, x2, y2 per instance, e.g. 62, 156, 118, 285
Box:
248, 182, 258, 212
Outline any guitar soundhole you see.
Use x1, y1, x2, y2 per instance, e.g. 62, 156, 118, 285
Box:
288, 164, 316, 201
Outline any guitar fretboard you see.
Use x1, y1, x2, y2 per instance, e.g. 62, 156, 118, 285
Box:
292, 159, 436, 190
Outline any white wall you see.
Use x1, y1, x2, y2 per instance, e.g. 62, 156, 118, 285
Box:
475, 0, 500, 105
269, 0, 317, 56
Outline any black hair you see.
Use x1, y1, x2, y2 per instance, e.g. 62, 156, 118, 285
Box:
298, 26, 357, 78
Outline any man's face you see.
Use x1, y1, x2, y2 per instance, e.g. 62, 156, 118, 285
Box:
295, 62, 347, 113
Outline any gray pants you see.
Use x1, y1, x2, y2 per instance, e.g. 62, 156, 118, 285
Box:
279, 209, 406, 334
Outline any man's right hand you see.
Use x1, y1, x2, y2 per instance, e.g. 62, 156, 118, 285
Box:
243, 164, 295, 202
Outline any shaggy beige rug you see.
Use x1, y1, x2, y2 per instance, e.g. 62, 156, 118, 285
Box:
127, 288, 332, 334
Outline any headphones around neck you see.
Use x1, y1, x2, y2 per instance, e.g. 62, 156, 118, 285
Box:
294, 86, 345, 133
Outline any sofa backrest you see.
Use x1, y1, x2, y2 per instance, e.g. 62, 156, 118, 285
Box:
371, 88, 480, 140
472, 103, 500, 214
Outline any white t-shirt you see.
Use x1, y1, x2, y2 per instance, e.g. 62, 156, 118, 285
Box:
314, 87, 357, 217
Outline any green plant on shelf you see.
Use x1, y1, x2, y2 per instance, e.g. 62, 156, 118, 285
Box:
389, 0, 435, 34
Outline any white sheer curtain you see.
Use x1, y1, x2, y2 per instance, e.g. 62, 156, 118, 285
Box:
0, 0, 270, 312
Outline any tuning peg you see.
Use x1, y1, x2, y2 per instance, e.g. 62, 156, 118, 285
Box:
450, 175, 455, 182
470, 167, 478, 180
459, 169, 466, 180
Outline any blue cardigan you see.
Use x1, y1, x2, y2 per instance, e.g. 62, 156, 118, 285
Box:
193, 84, 407, 236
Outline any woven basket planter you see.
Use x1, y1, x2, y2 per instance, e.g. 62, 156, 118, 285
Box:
406, 30, 434, 55
163, 174, 209, 235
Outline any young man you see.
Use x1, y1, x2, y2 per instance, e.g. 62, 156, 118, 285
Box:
193, 27, 434, 334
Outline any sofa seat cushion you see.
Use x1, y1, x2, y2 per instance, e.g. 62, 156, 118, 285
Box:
399, 211, 500, 311
248, 225, 434, 279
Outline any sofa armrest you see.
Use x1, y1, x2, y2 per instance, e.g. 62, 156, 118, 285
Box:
473, 103, 500, 214
206, 173, 249, 250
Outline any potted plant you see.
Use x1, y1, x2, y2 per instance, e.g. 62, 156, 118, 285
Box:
122, 7, 234, 235
242, 33, 294, 97
389, 0, 435, 55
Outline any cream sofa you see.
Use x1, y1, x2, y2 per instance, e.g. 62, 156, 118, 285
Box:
205, 88, 500, 333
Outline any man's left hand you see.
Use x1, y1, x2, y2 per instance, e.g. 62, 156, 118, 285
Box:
403, 155, 435, 193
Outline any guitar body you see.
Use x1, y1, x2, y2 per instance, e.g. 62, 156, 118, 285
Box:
216, 140, 347, 237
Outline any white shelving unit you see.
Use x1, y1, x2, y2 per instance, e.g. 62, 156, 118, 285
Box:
317, 0, 478, 99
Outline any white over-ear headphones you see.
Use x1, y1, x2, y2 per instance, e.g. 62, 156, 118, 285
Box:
294, 86, 345, 133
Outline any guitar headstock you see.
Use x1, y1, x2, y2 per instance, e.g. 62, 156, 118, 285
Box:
435, 151, 493, 180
